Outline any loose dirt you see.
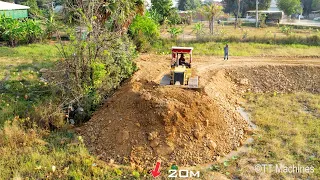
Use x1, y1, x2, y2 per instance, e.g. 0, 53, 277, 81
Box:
79, 54, 320, 170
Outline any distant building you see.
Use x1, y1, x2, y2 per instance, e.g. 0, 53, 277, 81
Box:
0, 1, 30, 19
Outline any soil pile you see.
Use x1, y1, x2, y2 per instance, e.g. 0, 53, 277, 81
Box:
227, 65, 320, 93
79, 79, 249, 169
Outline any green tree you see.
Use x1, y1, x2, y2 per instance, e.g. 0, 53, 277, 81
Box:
55, 0, 138, 118
129, 12, 160, 51
64, 0, 144, 31
151, 0, 173, 23
312, 0, 320, 10
301, 0, 313, 16
23, 0, 40, 17
201, 3, 223, 34
168, 8, 182, 25
178, 0, 202, 11
277, 0, 302, 16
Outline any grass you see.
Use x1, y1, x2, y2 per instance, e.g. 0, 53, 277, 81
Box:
162, 23, 320, 42
208, 93, 320, 179
0, 43, 59, 79
153, 40, 320, 57
158, 24, 320, 55
0, 43, 146, 179
0, 118, 140, 179
0, 43, 59, 61
1, 36, 320, 179
0, 43, 59, 125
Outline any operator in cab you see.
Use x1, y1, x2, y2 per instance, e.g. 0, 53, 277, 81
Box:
179, 54, 186, 65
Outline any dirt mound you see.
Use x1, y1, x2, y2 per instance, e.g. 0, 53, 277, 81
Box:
227, 65, 320, 93
79, 79, 249, 169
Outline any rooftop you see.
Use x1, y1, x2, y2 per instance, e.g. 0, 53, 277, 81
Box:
0, 1, 30, 10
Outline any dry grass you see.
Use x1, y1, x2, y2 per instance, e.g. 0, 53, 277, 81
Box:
162, 23, 320, 40
208, 93, 320, 179
154, 40, 320, 57
0, 118, 140, 179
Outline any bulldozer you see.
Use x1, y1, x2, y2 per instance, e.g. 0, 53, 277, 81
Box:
160, 47, 199, 88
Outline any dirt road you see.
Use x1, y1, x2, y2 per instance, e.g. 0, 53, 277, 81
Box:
79, 54, 320, 171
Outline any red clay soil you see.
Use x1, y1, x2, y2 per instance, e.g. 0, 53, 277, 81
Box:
79, 79, 248, 170
78, 54, 320, 171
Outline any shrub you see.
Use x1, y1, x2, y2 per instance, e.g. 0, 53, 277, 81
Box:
53, 33, 137, 124
129, 12, 160, 52
192, 22, 205, 39
167, 27, 183, 39
30, 101, 65, 129
280, 25, 293, 36
45, 12, 58, 39
0, 18, 25, 47
259, 14, 267, 28
23, 19, 43, 43
0, 117, 39, 149
167, 8, 181, 25
0, 15, 43, 47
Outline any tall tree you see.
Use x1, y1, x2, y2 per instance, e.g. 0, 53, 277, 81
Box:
277, 0, 302, 16
54, 0, 138, 112
23, 0, 41, 16
312, 0, 320, 10
151, 0, 173, 23
201, 3, 223, 34
178, 0, 202, 11
301, 0, 313, 16
64, 0, 144, 32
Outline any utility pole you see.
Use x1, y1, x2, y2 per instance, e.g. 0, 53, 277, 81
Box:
256, 0, 259, 27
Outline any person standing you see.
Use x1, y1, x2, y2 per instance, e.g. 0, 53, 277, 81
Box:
224, 44, 229, 60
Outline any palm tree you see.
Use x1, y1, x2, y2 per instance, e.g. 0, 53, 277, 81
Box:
201, 3, 223, 35
101, 0, 145, 32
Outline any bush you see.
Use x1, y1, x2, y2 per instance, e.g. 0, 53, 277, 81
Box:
167, 8, 181, 25
53, 32, 137, 124
167, 27, 183, 39
280, 25, 293, 36
0, 15, 43, 47
0, 17, 25, 47
23, 19, 43, 43
129, 12, 160, 52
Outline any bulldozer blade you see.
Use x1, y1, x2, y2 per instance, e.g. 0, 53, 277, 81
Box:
188, 76, 199, 88
160, 75, 171, 86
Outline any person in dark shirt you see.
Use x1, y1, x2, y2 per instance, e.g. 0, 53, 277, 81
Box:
224, 44, 229, 60
179, 54, 186, 65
